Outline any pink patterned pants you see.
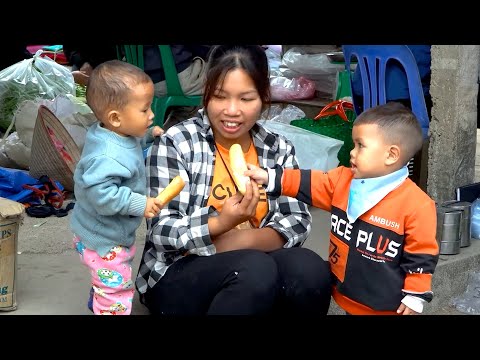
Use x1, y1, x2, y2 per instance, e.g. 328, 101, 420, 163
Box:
73, 235, 136, 315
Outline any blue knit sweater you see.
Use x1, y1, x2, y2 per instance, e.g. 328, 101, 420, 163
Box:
70, 123, 148, 257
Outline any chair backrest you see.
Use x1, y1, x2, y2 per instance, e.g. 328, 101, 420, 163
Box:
119, 45, 185, 96
342, 45, 429, 139
117, 45, 202, 127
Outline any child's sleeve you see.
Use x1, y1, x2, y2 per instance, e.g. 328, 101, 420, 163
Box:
401, 198, 439, 302
81, 155, 147, 217
140, 127, 156, 150
269, 166, 344, 212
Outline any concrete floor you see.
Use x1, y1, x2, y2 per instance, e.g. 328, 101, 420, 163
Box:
0, 204, 473, 315
0, 205, 330, 315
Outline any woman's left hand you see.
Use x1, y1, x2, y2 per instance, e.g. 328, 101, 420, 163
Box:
217, 178, 260, 231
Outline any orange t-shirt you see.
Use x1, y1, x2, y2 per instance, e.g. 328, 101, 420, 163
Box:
207, 142, 268, 228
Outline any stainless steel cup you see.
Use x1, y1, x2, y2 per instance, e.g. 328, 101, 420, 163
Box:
436, 205, 462, 255
442, 200, 472, 248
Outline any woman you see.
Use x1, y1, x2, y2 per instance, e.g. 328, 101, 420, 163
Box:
135, 45, 331, 315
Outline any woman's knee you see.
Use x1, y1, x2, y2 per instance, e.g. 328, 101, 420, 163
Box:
232, 250, 279, 296
270, 247, 332, 314
208, 250, 280, 314
271, 247, 331, 290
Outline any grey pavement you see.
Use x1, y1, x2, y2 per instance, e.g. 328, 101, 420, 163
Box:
2, 199, 149, 315
0, 203, 475, 315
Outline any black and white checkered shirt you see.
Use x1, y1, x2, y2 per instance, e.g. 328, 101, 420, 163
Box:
136, 109, 312, 294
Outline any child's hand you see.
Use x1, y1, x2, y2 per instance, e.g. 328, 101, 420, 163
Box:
151, 126, 164, 138
144, 197, 162, 218
244, 164, 268, 185
396, 303, 419, 315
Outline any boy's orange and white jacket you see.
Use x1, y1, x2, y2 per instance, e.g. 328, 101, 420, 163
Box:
267, 165, 439, 315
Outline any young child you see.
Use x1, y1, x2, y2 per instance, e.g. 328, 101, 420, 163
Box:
246, 102, 440, 315
70, 60, 163, 315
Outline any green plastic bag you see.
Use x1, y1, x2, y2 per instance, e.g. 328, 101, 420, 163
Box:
290, 100, 356, 167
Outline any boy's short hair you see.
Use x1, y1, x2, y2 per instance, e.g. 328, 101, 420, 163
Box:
353, 102, 424, 164
86, 60, 152, 122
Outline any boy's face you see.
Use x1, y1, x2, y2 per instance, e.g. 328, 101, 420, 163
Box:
113, 81, 155, 138
349, 123, 392, 179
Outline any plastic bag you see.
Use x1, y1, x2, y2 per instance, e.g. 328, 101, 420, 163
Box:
0, 50, 75, 132
14, 95, 94, 149
451, 270, 480, 314
0, 167, 40, 198
0, 167, 63, 205
266, 47, 282, 76
3, 132, 30, 169
270, 76, 316, 101
471, 197, 480, 239
280, 47, 347, 98
260, 120, 343, 171
261, 104, 306, 124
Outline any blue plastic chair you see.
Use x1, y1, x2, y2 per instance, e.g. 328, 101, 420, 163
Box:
342, 45, 430, 139
118, 45, 202, 128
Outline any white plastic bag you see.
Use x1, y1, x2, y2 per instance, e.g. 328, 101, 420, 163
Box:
3, 132, 30, 169
266, 47, 282, 75
262, 104, 305, 124
282, 47, 345, 75
260, 120, 343, 171
15, 95, 95, 150
0, 50, 75, 132
0, 95, 95, 169
280, 47, 346, 98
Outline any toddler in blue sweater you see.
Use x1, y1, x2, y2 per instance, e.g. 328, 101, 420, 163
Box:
70, 60, 163, 315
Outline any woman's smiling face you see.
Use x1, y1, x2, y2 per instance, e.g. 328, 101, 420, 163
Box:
206, 68, 263, 150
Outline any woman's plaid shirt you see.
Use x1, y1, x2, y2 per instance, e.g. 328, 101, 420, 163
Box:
136, 109, 312, 294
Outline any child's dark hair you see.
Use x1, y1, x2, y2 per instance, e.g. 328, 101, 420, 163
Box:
86, 60, 152, 121
203, 45, 270, 108
354, 102, 423, 163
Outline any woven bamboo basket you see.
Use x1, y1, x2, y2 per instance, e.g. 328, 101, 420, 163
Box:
29, 105, 81, 192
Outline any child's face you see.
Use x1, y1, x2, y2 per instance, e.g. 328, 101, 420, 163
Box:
114, 82, 155, 138
349, 123, 392, 179
206, 68, 263, 149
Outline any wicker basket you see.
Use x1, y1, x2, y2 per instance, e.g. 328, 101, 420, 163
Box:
29, 105, 81, 192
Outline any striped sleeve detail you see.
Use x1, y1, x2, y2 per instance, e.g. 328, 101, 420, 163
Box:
281, 169, 302, 199
401, 189, 439, 302
404, 273, 433, 293
403, 273, 434, 302
281, 166, 345, 210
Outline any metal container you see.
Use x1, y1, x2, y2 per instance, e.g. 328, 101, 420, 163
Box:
436, 205, 462, 255
442, 200, 472, 248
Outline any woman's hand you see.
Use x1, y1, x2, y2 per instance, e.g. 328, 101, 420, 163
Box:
221, 178, 260, 227
209, 178, 260, 236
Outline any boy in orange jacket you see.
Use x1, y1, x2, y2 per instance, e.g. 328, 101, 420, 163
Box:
246, 102, 439, 315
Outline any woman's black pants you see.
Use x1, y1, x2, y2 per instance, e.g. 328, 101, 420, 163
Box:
143, 247, 331, 315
